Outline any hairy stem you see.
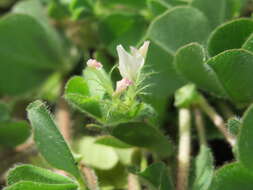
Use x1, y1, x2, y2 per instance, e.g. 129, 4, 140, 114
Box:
56, 98, 72, 143
176, 108, 191, 190
198, 96, 236, 146
80, 164, 99, 190
194, 108, 207, 146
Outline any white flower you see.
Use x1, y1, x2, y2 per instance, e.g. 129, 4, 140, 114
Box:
87, 59, 103, 69
114, 78, 133, 95
116, 41, 150, 82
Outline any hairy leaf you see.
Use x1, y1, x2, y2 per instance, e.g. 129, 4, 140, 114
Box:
27, 100, 80, 178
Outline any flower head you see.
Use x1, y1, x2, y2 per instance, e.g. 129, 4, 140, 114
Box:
113, 78, 133, 96
87, 59, 103, 69
116, 41, 150, 82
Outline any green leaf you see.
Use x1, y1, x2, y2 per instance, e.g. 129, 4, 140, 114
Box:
12, 0, 49, 25
78, 137, 119, 170
69, 0, 93, 20
27, 100, 80, 178
207, 49, 253, 103
148, 6, 210, 54
210, 162, 253, 190
111, 122, 173, 158
0, 0, 70, 96
192, 145, 214, 190
144, 7, 210, 98
70, 0, 93, 10
174, 43, 226, 97
207, 18, 253, 56
95, 136, 132, 148
64, 76, 103, 120
143, 41, 185, 97
238, 105, 253, 171
83, 67, 112, 98
0, 121, 30, 147
138, 162, 174, 190
4, 181, 77, 190
12, 0, 66, 60
7, 164, 76, 185
65, 76, 89, 96
0, 14, 62, 95
147, 0, 171, 17
48, 0, 70, 19
98, 12, 147, 56
242, 32, 253, 53
191, 0, 234, 29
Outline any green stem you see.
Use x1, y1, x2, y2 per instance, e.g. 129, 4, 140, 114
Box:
194, 108, 207, 146
198, 95, 236, 147
176, 108, 191, 190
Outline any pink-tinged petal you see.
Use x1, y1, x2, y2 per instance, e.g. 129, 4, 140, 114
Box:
114, 78, 133, 95
87, 59, 103, 69
122, 78, 133, 86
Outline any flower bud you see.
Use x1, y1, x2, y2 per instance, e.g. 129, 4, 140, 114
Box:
87, 59, 103, 69
114, 78, 133, 96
